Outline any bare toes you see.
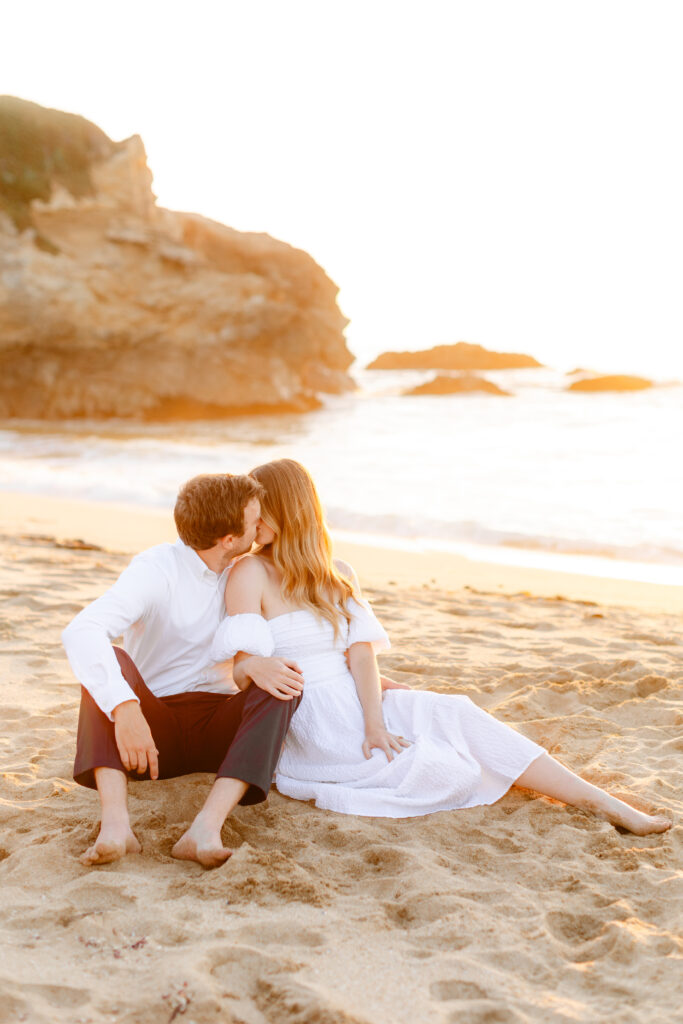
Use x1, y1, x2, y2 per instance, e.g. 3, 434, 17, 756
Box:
621, 813, 673, 836
79, 841, 125, 866
198, 848, 233, 869
171, 836, 232, 869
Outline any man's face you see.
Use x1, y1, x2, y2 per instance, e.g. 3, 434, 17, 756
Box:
230, 497, 261, 558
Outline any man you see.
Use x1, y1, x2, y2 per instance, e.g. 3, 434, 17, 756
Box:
63, 473, 305, 869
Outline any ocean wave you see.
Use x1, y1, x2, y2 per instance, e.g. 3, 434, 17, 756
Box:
324, 507, 683, 567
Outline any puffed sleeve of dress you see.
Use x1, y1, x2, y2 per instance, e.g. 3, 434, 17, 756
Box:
346, 596, 391, 653
210, 613, 275, 662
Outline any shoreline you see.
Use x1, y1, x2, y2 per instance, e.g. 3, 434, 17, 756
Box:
2, 490, 681, 613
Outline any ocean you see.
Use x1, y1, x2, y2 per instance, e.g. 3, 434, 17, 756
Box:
2, 365, 682, 584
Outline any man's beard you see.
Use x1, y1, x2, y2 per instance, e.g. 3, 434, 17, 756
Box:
230, 535, 257, 561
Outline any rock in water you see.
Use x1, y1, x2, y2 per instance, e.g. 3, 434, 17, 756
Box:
0, 96, 353, 420
368, 342, 542, 371
568, 375, 653, 392
404, 374, 510, 396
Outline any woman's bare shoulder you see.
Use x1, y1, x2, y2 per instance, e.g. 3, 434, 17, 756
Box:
225, 555, 270, 613
229, 554, 269, 581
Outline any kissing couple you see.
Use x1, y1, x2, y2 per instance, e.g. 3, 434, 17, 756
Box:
63, 459, 671, 869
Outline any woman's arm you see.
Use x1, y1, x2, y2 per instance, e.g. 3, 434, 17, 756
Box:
336, 558, 411, 692
225, 558, 304, 701
347, 642, 410, 761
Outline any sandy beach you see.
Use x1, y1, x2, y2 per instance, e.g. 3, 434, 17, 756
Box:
0, 493, 681, 1024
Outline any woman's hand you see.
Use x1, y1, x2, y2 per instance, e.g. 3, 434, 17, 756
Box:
380, 674, 412, 691
362, 725, 410, 762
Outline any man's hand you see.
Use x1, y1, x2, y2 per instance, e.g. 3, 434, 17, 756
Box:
380, 674, 412, 691
241, 656, 304, 701
112, 700, 159, 779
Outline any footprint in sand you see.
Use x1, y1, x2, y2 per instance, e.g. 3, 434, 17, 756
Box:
546, 910, 607, 944
458, 829, 525, 854
0, 989, 30, 1023
661, 735, 683, 752
209, 943, 285, 980
236, 922, 325, 948
361, 844, 414, 873
446, 1002, 525, 1023
407, 947, 434, 959
431, 979, 488, 1001
384, 893, 461, 929
2, 707, 28, 720
634, 675, 668, 697
340, 849, 420, 895
67, 879, 136, 911
624, 632, 678, 646
209, 944, 350, 1024
256, 974, 367, 1024
416, 927, 472, 953
586, 836, 640, 872
21, 982, 91, 1010
317, 824, 368, 852
221, 845, 330, 906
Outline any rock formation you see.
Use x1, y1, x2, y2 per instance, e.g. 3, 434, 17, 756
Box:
0, 96, 353, 420
368, 342, 542, 371
567, 375, 653, 393
404, 374, 510, 396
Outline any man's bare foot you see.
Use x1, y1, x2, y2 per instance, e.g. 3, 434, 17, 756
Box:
601, 798, 672, 836
171, 820, 233, 869
80, 824, 141, 866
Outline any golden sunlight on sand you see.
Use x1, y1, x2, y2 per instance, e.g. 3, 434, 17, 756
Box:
0, 494, 680, 1022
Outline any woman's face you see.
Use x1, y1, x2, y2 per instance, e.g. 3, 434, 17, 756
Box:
255, 517, 276, 545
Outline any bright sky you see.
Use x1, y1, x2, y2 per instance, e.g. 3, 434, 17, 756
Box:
4, 1, 683, 377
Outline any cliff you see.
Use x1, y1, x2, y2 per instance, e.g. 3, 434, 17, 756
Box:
0, 97, 353, 420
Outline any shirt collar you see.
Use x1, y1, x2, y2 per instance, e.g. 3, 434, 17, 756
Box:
175, 539, 227, 585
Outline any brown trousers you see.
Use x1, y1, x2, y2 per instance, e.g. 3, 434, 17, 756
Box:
73, 647, 300, 805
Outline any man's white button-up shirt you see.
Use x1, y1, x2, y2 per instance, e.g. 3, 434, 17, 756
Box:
62, 539, 236, 718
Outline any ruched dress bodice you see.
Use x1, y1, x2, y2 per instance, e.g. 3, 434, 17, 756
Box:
211, 598, 544, 818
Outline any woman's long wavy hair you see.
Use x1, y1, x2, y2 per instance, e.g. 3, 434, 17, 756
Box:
249, 459, 357, 636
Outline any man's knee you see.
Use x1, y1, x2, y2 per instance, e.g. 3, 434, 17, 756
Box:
112, 646, 145, 691
244, 684, 301, 718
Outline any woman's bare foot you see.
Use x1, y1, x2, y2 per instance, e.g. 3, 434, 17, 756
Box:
515, 754, 672, 837
171, 819, 233, 869
601, 798, 672, 836
80, 824, 141, 866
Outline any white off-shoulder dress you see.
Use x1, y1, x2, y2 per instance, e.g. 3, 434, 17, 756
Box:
211, 598, 544, 818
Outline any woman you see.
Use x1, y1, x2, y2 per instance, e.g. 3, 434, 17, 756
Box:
211, 459, 671, 835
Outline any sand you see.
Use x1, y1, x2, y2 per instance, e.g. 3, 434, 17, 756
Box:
0, 493, 681, 1024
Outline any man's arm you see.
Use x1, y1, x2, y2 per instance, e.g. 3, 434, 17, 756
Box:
62, 555, 168, 718
62, 556, 169, 778
233, 651, 304, 700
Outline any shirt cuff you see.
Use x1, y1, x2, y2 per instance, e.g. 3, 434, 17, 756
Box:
100, 680, 141, 722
